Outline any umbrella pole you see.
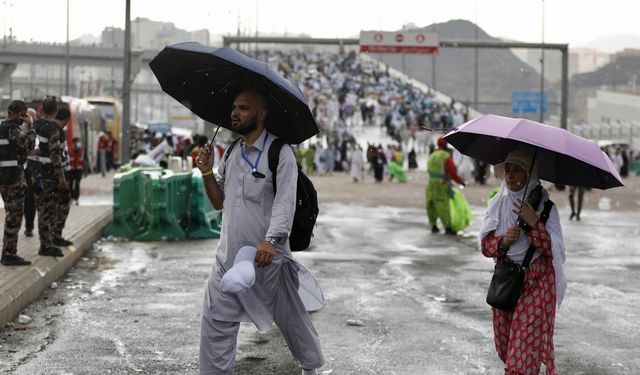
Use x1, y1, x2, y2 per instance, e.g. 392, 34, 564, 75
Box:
520, 147, 539, 202
203, 125, 222, 164
208, 125, 221, 148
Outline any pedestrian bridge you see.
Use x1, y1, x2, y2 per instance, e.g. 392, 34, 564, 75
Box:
0, 41, 160, 85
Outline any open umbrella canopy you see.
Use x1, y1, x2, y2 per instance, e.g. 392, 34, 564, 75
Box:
444, 114, 623, 189
149, 42, 319, 144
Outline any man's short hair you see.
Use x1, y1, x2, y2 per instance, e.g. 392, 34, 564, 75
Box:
42, 95, 58, 115
55, 107, 71, 121
7, 100, 27, 114
241, 89, 268, 111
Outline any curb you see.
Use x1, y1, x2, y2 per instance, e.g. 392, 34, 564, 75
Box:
0, 208, 112, 328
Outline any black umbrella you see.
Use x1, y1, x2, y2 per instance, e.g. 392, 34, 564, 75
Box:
149, 42, 319, 144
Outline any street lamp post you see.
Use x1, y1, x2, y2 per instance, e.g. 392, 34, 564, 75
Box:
121, 0, 132, 163
539, 0, 545, 123
65, 0, 70, 95
473, 0, 479, 111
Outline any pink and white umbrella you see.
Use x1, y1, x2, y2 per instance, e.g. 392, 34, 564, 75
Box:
444, 114, 623, 189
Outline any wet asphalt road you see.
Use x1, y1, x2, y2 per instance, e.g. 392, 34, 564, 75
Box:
1, 202, 639, 374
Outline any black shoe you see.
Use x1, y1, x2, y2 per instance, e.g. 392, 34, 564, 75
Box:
39, 247, 64, 257
576, 214, 581, 221
569, 213, 576, 221
431, 225, 440, 234
24, 229, 33, 237
1, 254, 32, 266
444, 228, 457, 235
53, 238, 73, 247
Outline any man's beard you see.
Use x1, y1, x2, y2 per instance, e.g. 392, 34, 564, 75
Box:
233, 116, 259, 135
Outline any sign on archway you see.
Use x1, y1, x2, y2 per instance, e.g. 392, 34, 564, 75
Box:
359, 31, 439, 54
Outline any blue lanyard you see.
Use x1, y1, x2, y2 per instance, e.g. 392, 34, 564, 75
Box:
241, 132, 268, 174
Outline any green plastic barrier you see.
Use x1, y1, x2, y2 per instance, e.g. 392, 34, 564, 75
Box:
186, 173, 222, 239
134, 170, 191, 241
105, 168, 149, 238
107, 167, 223, 241
630, 160, 640, 176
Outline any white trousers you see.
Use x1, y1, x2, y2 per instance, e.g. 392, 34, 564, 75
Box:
199, 262, 324, 374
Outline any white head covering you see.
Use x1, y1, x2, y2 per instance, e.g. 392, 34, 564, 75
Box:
220, 246, 257, 294
478, 148, 567, 306
494, 145, 539, 181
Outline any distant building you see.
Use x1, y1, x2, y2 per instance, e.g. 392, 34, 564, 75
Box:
569, 48, 610, 75
587, 89, 640, 124
511, 47, 610, 83
578, 89, 640, 148
101, 27, 125, 48
610, 48, 640, 61
100, 17, 210, 50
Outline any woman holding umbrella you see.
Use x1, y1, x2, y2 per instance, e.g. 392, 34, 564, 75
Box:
445, 113, 622, 373
478, 146, 566, 375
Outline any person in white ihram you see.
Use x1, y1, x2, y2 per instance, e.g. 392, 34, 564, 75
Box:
196, 89, 325, 375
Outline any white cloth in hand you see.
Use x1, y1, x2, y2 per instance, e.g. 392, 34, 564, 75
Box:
220, 246, 257, 294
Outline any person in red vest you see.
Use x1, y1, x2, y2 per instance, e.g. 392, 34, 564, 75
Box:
68, 137, 85, 205
97, 132, 108, 177
105, 131, 117, 172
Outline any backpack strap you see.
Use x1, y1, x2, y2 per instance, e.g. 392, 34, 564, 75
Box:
221, 137, 241, 176
522, 200, 555, 268
267, 138, 286, 194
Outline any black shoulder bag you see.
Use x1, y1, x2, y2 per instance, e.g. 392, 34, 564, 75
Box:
486, 199, 554, 311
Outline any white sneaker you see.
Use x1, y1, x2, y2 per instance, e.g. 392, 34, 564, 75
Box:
302, 369, 319, 375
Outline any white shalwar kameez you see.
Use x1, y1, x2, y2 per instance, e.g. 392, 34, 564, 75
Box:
199, 130, 325, 375
350, 147, 365, 181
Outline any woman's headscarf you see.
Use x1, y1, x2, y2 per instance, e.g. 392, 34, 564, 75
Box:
478, 147, 567, 305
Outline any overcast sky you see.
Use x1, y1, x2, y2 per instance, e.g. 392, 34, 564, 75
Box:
2, 0, 637, 47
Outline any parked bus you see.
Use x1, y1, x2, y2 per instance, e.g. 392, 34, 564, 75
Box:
84, 96, 122, 164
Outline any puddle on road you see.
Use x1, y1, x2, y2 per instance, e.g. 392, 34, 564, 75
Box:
144, 303, 185, 311
386, 258, 413, 265
90, 244, 152, 295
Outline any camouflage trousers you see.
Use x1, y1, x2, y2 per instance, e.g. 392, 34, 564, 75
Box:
53, 178, 71, 240
1, 179, 26, 256
36, 179, 71, 248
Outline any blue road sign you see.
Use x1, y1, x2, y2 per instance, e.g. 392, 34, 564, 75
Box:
512, 92, 548, 113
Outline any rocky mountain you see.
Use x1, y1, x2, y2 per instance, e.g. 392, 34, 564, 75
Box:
579, 34, 640, 54
70, 33, 100, 46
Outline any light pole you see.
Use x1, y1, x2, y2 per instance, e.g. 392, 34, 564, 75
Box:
473, 0, 479, 110
2, 1, 6, 44
121, 0, 131, 163
539, 0, 545, 123
65, 0, 70, 95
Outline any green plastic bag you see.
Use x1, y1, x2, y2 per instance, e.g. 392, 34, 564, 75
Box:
484, 186, 500, 206
449, 187, 472, 231
387, 161, 407, 182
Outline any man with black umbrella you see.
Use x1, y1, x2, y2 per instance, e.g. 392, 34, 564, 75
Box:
196, 89, 324, 375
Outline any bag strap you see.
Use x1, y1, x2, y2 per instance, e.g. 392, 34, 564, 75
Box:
267, 138, 286, 194
222, 137, 242, 175
522, 200, 555, 268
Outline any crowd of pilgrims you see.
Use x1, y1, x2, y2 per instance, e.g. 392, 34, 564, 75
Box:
137, 48, 494, 184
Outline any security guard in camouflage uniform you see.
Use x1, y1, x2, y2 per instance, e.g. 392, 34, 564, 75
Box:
33, 96, 66, 258
51, 107, 73, 247
0, 100, 36, 266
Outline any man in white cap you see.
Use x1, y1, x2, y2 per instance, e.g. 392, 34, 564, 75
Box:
196, 89, 324, 375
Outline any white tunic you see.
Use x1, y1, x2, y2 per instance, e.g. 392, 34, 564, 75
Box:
205, 130, 324, 330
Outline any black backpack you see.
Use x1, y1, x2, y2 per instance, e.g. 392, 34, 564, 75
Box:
224, 137, 319, 251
